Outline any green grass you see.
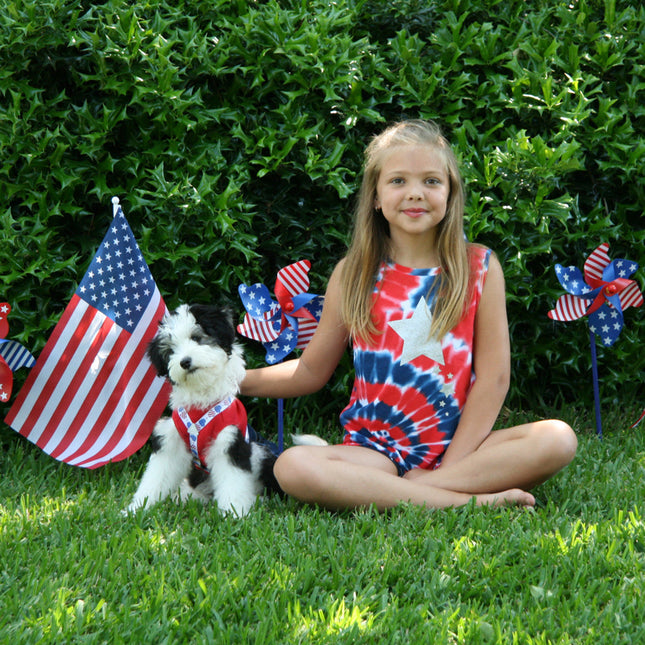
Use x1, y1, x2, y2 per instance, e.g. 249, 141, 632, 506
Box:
1, 404, 644, 644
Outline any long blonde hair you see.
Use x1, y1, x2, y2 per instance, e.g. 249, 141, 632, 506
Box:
340, 119, 471, 343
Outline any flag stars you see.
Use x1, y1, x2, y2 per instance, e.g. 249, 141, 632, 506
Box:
75, 214, 156, 329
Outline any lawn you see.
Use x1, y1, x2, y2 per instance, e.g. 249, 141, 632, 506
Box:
1, 404, 644, 644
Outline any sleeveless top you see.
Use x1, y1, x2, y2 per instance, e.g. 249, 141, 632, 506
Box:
340, 246, 491, 473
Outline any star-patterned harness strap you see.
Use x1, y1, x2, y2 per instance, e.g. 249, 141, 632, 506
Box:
175, 397, 249, 470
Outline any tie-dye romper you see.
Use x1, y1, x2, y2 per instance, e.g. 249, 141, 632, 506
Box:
340, 245, 492, 475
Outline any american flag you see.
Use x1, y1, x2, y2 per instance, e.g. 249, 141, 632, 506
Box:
5, 200, 170, 468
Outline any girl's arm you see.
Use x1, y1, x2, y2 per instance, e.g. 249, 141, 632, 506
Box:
439, 253, 511, 467
240, 260, 350, 399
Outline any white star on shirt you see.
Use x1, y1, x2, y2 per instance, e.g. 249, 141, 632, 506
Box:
389, 296, 445, 365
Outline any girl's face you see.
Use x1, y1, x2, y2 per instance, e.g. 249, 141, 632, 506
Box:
374, 144, 450, 245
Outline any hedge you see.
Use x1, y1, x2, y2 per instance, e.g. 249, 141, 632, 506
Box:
1, 0, 643, 429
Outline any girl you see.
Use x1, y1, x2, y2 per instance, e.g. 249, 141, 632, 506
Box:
241, 120, 577, 511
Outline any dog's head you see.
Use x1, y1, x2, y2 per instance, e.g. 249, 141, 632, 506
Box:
148, 304, 245, 407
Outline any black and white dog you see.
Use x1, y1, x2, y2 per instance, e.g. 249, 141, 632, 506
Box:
126, 304, 322, 517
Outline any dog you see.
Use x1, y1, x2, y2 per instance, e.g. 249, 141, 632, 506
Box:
125, 304, 324, 517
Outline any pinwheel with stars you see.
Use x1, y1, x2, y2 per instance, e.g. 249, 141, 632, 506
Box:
548, 243, 643, 436
238, 260, 324, 451
0, 302, 36, 403
238, 260, 324, 365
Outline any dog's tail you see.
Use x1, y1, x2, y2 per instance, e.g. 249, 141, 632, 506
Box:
291, 433, 329, 447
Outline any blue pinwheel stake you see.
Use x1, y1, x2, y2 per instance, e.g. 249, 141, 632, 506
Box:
238, 260, 324, 451
0, 302, 36, 403
548, 243, 643, 437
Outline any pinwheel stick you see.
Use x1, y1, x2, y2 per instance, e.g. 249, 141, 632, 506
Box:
277, 397, 284, 453
589, 330, 603, 438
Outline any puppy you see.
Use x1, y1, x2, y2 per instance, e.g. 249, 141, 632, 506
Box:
126, 304, 287, 516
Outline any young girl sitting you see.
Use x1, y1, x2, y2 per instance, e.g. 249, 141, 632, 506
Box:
241, 119, 577, 511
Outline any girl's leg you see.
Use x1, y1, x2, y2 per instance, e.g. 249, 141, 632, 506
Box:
273, 444, 535, 512
404, 419, 577, 494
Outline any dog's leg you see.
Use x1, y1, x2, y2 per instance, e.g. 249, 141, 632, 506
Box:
204, 426, 265, 517
125, 419, 192, 512
179, 468, 213, 503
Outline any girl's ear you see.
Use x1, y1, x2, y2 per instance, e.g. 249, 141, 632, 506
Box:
374, 196, 381, 210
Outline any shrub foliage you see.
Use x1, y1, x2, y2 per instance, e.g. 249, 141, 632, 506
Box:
1, 0, 643, 418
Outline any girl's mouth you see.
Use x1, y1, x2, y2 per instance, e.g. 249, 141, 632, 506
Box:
403, 209, 426, 218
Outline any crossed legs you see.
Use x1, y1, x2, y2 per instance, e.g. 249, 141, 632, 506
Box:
273, 419, 577, 512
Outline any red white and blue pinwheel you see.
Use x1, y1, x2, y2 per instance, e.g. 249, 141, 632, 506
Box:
548, 243, 643, 346
548, 243, 643, 437
0, 302, 35, 402
238, 261, 324, 452
238, 260, 324, 365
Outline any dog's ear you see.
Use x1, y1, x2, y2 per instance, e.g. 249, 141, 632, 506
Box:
146, 326, 170, 378
189, 304, 236, 353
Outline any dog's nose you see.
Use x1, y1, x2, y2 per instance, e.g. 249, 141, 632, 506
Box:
180, 357, 192, 371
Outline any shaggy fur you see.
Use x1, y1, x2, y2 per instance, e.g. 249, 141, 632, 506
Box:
126, 304, 288, 517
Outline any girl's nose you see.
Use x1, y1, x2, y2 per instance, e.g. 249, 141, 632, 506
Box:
407, 183, 423, 199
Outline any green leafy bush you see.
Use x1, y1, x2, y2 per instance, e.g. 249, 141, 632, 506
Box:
1, 0, 643, 428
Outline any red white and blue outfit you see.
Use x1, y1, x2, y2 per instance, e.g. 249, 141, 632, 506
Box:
173, 398, 250, 470
340, 246, 491, 475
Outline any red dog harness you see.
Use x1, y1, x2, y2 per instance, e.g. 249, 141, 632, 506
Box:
172, 397, 249, 470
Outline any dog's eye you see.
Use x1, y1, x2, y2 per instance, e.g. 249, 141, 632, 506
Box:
190, 333, 203, 343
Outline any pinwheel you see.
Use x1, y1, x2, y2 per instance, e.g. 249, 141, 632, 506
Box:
238, 260, 324, 451
548, 243, 643, 436
0, 302, 36, 403
238, 260, 324, 365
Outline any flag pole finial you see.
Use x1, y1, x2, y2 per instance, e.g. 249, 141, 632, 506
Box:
111, 196, 120, 218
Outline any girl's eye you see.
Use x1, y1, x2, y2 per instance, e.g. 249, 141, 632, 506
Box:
425, 177, 440, 185
390, 177, 405, 184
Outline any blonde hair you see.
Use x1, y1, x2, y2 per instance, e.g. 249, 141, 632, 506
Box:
340, 119, 471, 343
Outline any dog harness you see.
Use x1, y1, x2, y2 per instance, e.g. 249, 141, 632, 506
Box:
173, 397, 250, 471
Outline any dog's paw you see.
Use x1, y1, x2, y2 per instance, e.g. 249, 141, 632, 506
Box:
122, 502, 141, 516
291, 433, 328, 446
179, 478, 212, 503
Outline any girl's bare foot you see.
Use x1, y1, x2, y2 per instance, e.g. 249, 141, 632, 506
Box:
475, 488, 536, 508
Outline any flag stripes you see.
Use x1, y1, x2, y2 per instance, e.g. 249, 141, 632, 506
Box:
0, 340, 35, 371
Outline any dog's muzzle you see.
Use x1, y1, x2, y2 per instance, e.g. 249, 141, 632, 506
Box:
180, 357, 197, 373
